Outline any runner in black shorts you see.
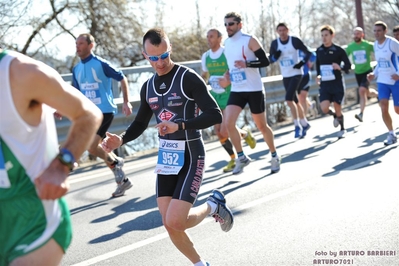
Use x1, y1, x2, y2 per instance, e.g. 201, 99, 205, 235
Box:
227, 91, 266, 114
97, 113, 114, 138
316, 25, 351, 139
346, 27, 378, 122
101, 28, 234, 266
223, 12, 281, 175
269, 22, 313, 138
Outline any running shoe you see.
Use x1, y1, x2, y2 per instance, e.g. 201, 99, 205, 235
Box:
271, 155, 281, 173
223, 159, 236, 173
207, 189, 234, 232
333, 116, 339, 128
355, 113, 363, 122
112, 178, 133, 197
232, 155, 251, 175
294, 125, 303, 138
112, 157, 125, 184
384, 133, 397, 146
337, 129, 346, 139
301, 123, 311, 137
242, 126, 256, 149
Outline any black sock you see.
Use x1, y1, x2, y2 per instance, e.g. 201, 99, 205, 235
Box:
337, 115, 344, 130
221, 138, 235, 157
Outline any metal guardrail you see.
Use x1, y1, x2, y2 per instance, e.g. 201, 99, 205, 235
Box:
58, 60, 374, 146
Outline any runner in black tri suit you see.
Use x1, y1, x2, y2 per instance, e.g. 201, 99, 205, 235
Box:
102, 28, 234, 266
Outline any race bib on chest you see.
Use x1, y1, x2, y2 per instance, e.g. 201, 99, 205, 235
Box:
81, 82, 101, 105
353, 50, 367, 64
229, 68, 247, 85
320, 65, 335, 81
378, 59, 391, 71
279, 56, 294, 67
0, 140, 11, 188
209, 75, 225, 94
154, 139, 185, 175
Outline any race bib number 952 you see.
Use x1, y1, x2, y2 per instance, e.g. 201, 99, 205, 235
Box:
154, 139, 185, 175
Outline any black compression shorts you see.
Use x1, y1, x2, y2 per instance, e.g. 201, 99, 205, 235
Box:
156, 138, 206, 204
227, 91, 265, 114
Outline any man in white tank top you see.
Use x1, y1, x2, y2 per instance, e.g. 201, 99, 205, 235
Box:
0, 49, 102, 265
223, 12, 281, 175
367, 21, 399, 146
269, 23, 313, 139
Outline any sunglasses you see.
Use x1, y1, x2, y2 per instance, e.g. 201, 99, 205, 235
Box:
146, 50, 170, 62
224, 22, 237, 27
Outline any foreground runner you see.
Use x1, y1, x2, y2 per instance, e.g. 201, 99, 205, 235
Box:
0, 49, 102, 266
102, 28, 234, 266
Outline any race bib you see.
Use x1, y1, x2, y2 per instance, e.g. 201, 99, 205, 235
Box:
154, 139, 185, 175
81, 82, 101, 105
279, 56, 294, 67
378, 59, 391, 71
229, 68, 247, 85
209, 75, 225, 94
0, 140, 11, 188
353, 50, 367, 64
320, 65, 335, 81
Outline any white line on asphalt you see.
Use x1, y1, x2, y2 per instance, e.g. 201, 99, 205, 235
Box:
70, 178, 318, 266
71, 232, 169, 266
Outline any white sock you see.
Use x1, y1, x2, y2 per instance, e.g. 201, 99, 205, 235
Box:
207, 200, 217, 215
294, 119, 300, 126
300, 118, 308, 127
389, 131, 394, 135
193, 260, 207, 266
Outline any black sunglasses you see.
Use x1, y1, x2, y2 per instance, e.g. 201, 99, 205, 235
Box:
224, 22, 237, 27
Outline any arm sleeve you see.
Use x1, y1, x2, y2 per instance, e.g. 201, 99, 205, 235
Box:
182, 71, 222, 129
72, 71, 80, 90
293, 37, 311, 62
246, 48, 270, 68
316, 50, 321, 76
389, 39, 399, 75
268, 40, 279, 63
120, 83, 153, 144
100, 60, 125, 81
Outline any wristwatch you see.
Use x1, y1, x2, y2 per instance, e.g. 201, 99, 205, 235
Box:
57, 148, 77, 172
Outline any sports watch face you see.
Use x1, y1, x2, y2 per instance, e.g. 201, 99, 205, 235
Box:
61, 152, 73, 163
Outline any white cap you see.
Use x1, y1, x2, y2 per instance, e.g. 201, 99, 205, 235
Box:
354, 27, 364, 32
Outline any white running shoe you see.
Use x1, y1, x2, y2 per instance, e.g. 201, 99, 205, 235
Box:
384, 133, 397, 146
271, 155, 281, 173
333, 116, 339, 128
337, 130, 347, 139
232, 155, 251, 175
112, 178, 133, 197
112, 157, 125, 184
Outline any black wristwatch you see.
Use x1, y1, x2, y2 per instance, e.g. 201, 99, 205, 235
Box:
57, 148, 76, 172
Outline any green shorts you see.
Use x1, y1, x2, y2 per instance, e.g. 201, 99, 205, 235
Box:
210, 90, 230, 110
0, 190, 72, 266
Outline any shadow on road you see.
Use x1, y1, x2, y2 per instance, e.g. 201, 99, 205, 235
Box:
323, 137, 397, 177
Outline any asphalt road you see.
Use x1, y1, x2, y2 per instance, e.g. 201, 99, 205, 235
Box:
62, 102, 398, 266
